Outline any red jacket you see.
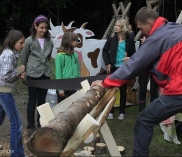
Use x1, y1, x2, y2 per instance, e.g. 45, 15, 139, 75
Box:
102, 17, 182, 95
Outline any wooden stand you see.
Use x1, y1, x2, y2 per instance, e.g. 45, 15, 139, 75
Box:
37, 80, 121, 157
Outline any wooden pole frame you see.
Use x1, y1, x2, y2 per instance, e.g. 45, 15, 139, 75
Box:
102, 1, 132, 39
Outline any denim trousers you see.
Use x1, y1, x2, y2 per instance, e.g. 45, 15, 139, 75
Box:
133, 94, 182, 156
26, 75, 49, 128
0, 93, 24, 157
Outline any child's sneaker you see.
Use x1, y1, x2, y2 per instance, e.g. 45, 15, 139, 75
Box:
118, 113, 124, 120
108, 113, 114, 119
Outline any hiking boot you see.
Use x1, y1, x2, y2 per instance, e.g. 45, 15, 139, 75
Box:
27, 127, 36, 138
118, 113, 125, 120
108, 113, 114, 119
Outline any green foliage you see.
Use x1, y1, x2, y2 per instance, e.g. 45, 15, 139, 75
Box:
83, 10, 101, 21
0, 0, 7, 16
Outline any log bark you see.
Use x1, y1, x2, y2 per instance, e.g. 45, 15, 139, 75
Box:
27, 86, 105, 156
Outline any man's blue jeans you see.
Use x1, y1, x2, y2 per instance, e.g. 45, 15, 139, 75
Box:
0, 93, 24, 157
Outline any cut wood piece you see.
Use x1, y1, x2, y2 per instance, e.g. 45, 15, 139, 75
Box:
27, 86, 105, 157
84, 146, 94, 154
117, 146, 125, 155
37, 102, 55, 127
81, 150, 92, 156
95, 143, 107, 154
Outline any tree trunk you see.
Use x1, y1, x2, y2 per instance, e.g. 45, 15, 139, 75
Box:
27, 86, 105, 157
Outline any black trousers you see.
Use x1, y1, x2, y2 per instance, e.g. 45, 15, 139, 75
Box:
139, 73, 158, 102
133, 95, 182, 157
110, 67, 127, 114
57, 90, 76, 103
26, 75, 49, 128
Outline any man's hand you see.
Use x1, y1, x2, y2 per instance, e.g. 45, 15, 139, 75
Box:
140, 36, 146, 44
90, 80, 104, 88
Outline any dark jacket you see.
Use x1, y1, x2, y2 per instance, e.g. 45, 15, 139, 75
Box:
102, 33, 136, 67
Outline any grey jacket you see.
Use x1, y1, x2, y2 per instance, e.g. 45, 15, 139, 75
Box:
21, 36, 53, 78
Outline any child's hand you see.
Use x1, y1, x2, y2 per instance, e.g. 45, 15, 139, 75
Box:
19, 72, 26, 79
20, 65, 25, 72
59, 90, 65, 97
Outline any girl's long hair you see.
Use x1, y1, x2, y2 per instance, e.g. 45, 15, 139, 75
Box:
113, 19, 129, 39
30, 14, 51, 40
1, 30, 24, 53
57, 32, 78, 55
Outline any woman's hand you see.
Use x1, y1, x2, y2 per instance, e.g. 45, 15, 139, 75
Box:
90, 80, 104, 89
59, 90, 65, 97
106, 64, 112, 74
122, 57, 130, 62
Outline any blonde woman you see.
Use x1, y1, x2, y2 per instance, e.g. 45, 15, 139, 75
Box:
102, 19, 135, 120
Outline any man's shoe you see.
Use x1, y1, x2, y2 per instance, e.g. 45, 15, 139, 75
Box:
118, 113, 125, 120
108, 113, 114, 119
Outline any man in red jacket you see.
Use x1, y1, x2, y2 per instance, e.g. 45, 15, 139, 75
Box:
91, 7, 182, 157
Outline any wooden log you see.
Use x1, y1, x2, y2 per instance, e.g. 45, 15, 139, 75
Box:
95, 143, 106, 154
83, 146, 94, 155
27, 86, 105, 157
117, 146, 125, 155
